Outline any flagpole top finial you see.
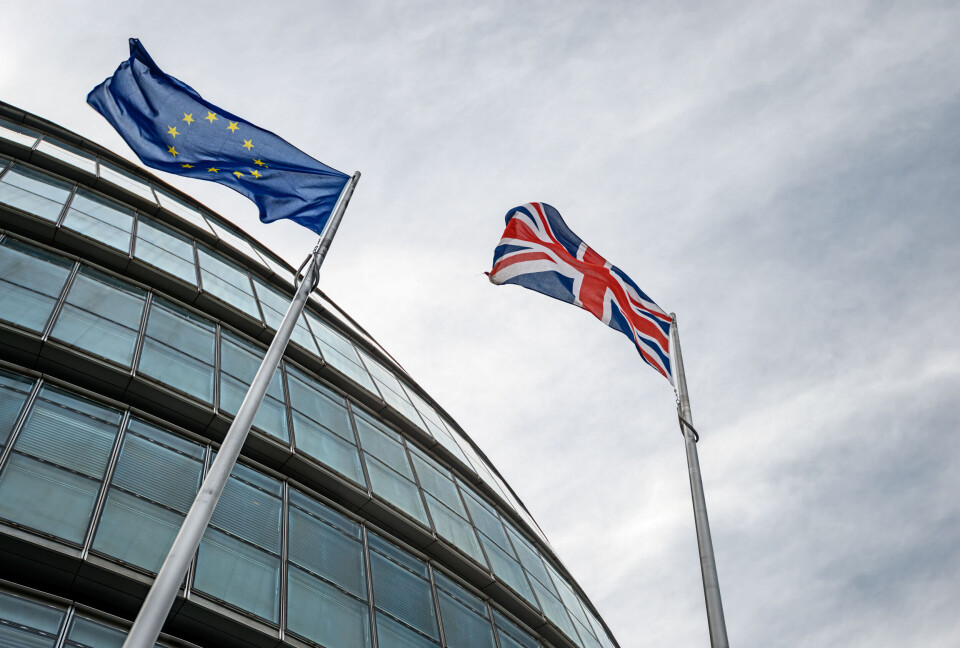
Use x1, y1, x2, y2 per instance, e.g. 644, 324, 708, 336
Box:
669, 312, 677, 321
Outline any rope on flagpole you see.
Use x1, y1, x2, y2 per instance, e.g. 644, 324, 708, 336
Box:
677, 411, 700, 443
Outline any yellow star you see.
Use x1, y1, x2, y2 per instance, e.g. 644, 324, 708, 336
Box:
253, 158, 267, 167
227, 121, 240, 133
233, 171, 244, 178
250, 169, 262, 178
207, 167, 219, 173
242, 139, 254, 151
182, 113, 194, 125
205, 111, 218, 124
181, 163, 194, 168
168, 146, 179, 157
167, 126, 180, 138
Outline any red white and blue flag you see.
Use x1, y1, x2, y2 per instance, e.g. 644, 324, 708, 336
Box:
488, 202, 673, 383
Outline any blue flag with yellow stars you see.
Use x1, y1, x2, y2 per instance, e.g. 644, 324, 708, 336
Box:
87, 38, 350, 236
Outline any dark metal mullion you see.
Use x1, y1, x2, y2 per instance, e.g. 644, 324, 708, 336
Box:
362, 527, 379, 648
130, 292, 153, 377
0, 378, 44, 473
402, 437, 436, 536
454, 478, 493, 573
51, 606, 75, 648
280, 362, 296, 453
54, 183, 78, 228
185, 443, 215, 600
277, 481, 289, 641
81, 410, 131, 559
128, 211, 139, 260
345, 402, 372, 494
40, 259, 80, 342
427, 563, 447, 648
213, 323, 221, 412
246, 273, 267, 328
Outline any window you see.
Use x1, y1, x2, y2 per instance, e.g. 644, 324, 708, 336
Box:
61, 189, 134, 252
65, 615, 127, 648
205, 218, 268, 270
354, 412, 429, 526
197, 245, 261, 321
0, 164, 72, 221
305, 313, 377, 393
0, 238, 73, 333
0, 117, 41, 148
36, 138, 98, 174
194, 463, 282, 622
0, 387, 121, 544
138, 297, 216, 403
251, 278, 316, 351
92, 419, 203, 572
287, 366, 364, 485
98, 162, 156, 204
134, 216, 197, 285
50, 267, 146, 367
409, 447, 485, 565
434, 573, 496, 648
286, 490, 370, 648
494, 611, 540, 648
0, 370, 33, 451
0, 590, 65, 648
154, 188, 214, 235
369, 534, 440, 644
357, 350, 424, 428
218, 330, 288, 442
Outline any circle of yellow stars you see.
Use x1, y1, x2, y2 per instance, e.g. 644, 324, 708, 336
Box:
165, 111, 269, 180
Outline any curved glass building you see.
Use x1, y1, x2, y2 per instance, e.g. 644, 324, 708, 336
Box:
0, 101, 620, 648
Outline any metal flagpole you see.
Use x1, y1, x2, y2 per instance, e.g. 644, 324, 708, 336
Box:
670, 313, 729, 648
122, 171, 360, 648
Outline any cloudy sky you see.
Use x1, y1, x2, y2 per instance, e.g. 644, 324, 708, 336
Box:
3, 1, 959, 646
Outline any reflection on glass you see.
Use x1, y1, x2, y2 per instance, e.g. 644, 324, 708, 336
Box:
0, 370, 33, 450
0, 164, 72, 221
435, 573, 496, 648
251, 277, 316, 351
0, 238, 73, 332
61, 189, 134, 252
50, 267, 145, 366
0, 590, 65, 648
138, 297, 215, 402
98, 162, 156, 203
197, 245, 261, 320
0, 387, 121, 544
36, 138, 98, 174
219, 331, 288, 441
134, 216, 197, 285
0, 118, 41, 147
155, 188, 214, 234
369, 535, 440, 641
305, 313, 377, 393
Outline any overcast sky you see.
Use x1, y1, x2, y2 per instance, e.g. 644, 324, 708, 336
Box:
3, 2, 959, 646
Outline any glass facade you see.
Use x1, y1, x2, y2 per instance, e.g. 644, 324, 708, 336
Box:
0, 102, 618, 648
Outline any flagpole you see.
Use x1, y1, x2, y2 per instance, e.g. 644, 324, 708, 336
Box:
122, 171, 360, 648
670, 313, 729, 648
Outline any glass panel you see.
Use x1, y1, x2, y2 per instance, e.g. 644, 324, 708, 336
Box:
0, 238, 72, 332
0, 117, 41, 147
93, 489, 186, 573
305, 313, 377, 393
0, 370, 33, 449
364, 457, 430, 526
138, 298, 215, 402
194, 527, 280, 622
51, 267, 145, 366
481, 535, 536, 604
0, 165, 71, 221
358, 351, 423, 427
36, 138, 98, 174
494, 611, 539, 648
461, 488, 512, 553
61, 189, 134, 252
505, 524, 551, 588
134, 217, 197, 285
435, 575, 496, 648
197, 245, 261, 320
287, 566, 371, 648
286, 368, 353, 441
409, 447, 465, 515
529, 577, 577, 642
355, 414, 412, 478
154, 189, 214, 234
257, 250, 294, 286
375, 612, 439, 648
423, 493, 485, 565
292, 412, 364, 485
66, 616, 126, 648
98, 162, 156, 203
0, 590, 64, 648
219, 331, 287, 441
548, 565, 590, 629
209, 472, 282, 553
288, 503, 366, 598
251, 278, 316, 351
369, 546, 439, 640
205, 218, 267, 269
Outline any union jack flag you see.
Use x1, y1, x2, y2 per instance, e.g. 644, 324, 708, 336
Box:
488, 202, 673, 383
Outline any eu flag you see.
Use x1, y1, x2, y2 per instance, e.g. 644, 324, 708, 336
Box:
87, 39, 350, 236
